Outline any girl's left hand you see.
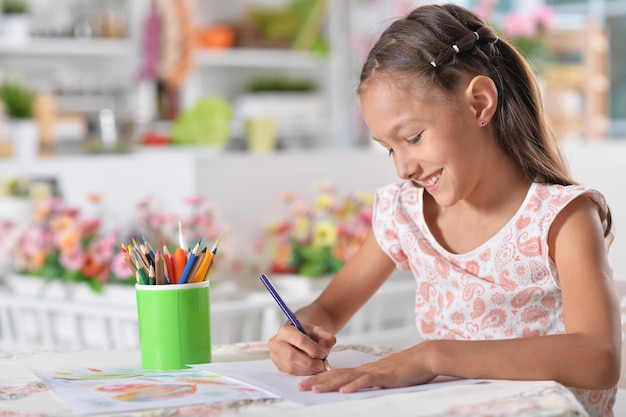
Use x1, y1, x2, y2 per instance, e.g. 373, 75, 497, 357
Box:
297, 346, 437, 393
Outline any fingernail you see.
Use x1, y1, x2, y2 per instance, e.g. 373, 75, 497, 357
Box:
314, 362, 326, 372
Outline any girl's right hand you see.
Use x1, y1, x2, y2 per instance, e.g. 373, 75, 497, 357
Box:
268, 322, 336, 375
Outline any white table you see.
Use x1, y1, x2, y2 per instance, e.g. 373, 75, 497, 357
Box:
0, 343, 589, 417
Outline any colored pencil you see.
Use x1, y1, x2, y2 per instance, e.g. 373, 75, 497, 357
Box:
135, 255, 148, 285
148, 264, 156, 285
172, 247, 187, 284
260, 273, 332, 371
194, 236, 220, 282
120, 244, 135, 270
204, 236, 221, 280
188, 248, 206, 283
155, 250, 166, 285
178, 240, 201, 284
178, 221, 187, 250
162, 241, 175, 284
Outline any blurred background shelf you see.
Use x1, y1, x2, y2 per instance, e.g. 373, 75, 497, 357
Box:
195, 48, 327, 69
0, 37, 134, 56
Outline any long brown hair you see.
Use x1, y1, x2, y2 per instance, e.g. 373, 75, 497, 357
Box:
358, 3, 612, 235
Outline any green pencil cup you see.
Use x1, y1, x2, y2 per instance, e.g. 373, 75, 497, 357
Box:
135, 281, 212, 370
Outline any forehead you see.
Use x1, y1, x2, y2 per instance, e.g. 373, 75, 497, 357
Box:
360, 73, 442, 102
359, 75, 468, 139
360, 77, 445, 123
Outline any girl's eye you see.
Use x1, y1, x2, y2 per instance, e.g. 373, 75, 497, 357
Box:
408, 132, 423, 144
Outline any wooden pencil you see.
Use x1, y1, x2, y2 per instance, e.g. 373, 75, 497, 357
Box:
178, 240, 201, 284
148, 264, 156, 285
188, 248, 207, 283
155, 250, 166, 285
120, 244, 135, 270
178, 221, 187, 250
172, 247, 187, 284
162, 241, 175, 284
205, 236, 221, 279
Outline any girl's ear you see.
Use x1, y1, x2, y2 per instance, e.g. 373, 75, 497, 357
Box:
465, 75, 498, 127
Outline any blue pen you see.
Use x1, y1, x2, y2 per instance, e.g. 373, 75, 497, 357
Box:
259, 274, 331, 371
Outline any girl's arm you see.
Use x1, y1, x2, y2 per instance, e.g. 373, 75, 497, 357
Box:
267, 229, 397, 375
298, 195, 622, 392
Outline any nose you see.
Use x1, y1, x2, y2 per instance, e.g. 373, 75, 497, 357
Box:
394, 152, 419, 180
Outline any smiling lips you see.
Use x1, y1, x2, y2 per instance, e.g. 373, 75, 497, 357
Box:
420, 170, 442, 189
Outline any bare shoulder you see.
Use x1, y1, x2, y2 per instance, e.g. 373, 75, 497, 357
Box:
549, 193, 612, 293
549, 193, 606, 249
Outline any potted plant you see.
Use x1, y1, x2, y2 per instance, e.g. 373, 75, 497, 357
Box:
0, 80, 35, 119
2, 0, 28, 14
1, 0, 30, 41
235, 76, 321, 151
0, 79, 38, 160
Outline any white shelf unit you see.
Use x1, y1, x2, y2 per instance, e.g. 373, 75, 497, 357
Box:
181, 0, 355, 148
0, 0, 356, 148
0, 38, 134, 57
0, 0, 146, 122
194, 48, 327, 69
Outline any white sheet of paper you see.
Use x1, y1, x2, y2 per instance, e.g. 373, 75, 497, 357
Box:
192, 349, 480, 404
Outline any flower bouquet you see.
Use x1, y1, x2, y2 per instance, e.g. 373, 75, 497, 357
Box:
261, 181, 373, 278
12, 195, 134, 294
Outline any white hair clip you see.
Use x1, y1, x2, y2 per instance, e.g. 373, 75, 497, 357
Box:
452, 44, 460, 53
474, 32, 479, 40
430, 61, 437, 68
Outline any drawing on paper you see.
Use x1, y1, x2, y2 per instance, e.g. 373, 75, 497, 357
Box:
31, 367, 279, 415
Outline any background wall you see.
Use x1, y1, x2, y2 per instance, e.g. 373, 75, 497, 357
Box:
0, 140, 623, 281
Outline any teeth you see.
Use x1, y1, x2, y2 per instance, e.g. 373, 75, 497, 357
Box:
423, 173, 440, 188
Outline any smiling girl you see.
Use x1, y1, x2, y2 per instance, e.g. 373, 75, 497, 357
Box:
267, 4, 620, 416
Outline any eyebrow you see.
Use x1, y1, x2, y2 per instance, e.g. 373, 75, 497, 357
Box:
371, 117, 420, 143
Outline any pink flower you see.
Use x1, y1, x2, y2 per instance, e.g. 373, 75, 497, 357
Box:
184, 195, 205, 206
111, 253, 132, 279
60, 244, 86, 271
475, 0, 499, 20
534, 5, 554, 31
503, 11, 537, 39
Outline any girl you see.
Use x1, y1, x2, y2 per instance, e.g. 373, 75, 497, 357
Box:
267, 4, 621, 416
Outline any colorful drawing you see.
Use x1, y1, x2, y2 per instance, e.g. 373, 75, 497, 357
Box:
0, 381, 48, 401
96, 383, 196, 401
30, 367, 279, 415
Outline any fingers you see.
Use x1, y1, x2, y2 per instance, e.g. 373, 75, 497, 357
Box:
298, 369, 378, 393
297, 351, 437, 394
304, 323, 336, 352
268, 324, 333, 375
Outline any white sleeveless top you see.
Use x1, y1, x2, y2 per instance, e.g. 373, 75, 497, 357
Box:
372, 181, 616, 417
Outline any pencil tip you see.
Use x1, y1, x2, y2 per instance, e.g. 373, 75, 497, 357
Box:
211, 236, 221, 254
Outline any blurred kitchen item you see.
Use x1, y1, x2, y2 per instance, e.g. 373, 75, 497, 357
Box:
170, 96, 232, 148
197, 24, 236, 49
82, 108, 133, 154
33, 94, 57, 157
245, 117, 277, 153
99, 108, 117, 149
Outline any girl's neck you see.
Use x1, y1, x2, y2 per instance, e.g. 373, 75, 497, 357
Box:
424, 160, 531, 255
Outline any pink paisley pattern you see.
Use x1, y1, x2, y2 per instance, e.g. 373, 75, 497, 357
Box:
372, 181, 615, 417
